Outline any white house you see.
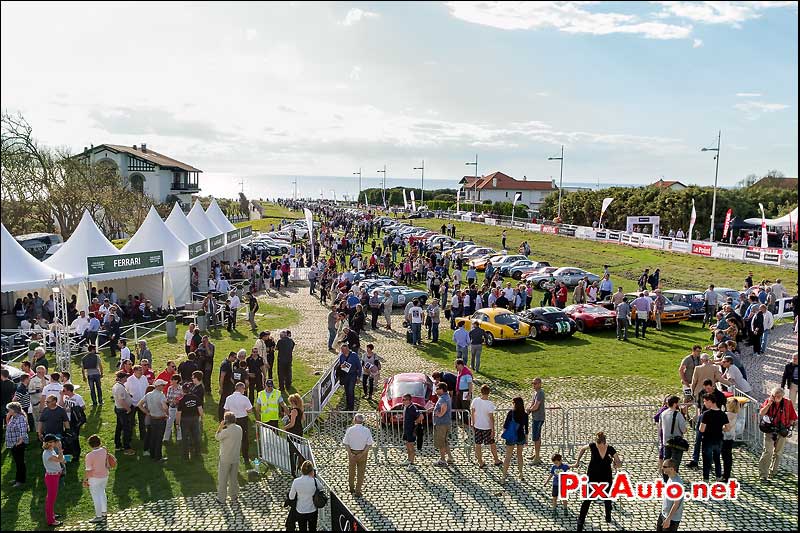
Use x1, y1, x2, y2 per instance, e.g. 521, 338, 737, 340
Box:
77, 144, 202, 207
459, 171, 558, 211
650, 179, 687, 191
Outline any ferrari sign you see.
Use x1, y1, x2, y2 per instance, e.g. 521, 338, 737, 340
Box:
87, 251, 163, 275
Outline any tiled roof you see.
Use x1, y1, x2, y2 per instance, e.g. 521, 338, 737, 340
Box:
93, 144, 202, 172
651, 179, 686, 188
751, 176, 798, 190
460, 171, 556, 191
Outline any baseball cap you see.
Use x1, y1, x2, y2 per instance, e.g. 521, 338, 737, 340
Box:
43, 434, 60, 443
266, 379, 275, 387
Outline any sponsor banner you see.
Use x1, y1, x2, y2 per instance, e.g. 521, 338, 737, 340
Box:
712, 246, 745, 261
783, 250, 798, 265
671, 240, 690, 253
461, 215, 472, 222
539, 225, 559, 235
210, 233, 225, 250
574, 227, 595, 239
606, 231, 621, 242
744, 249, 782, 265
776, 297, 795, 319
594, 230, 607, 240
331, 492, 368, 531
620, 234, 632, 244
226, 228, 240, 244
526, 223, 541, 232
239, 225, 253, 238
744, 250, 761, 261
188, 239, 208, 260
746, 246, 784, 255
691, 243, 713, 257
484, 218, 497, 225
641, 237, 665, 250
558, 225, 576, 237
87, 251, 163, 275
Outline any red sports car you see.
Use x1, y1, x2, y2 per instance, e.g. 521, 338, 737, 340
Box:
563, 304, 617, 332
378, 372, 436, 425
408, 232, 437, 244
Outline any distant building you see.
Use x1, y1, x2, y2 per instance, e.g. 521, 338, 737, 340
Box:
459, 171, 557, 210
650, 179, 687, 191
750, 176, 798, 190
77, 143, 202, 207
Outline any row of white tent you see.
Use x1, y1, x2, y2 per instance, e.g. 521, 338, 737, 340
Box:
1, 198, 252, 311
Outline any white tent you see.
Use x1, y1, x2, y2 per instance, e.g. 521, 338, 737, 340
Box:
187, 200, 225, 290
166, 203, 210, 295
44, 210, 165, 305
122, 206, 190, 307
744, 207, 798, 227
1, 224, 77, 292
205, 198, 240, 262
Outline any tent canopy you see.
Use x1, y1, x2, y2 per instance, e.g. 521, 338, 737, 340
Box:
44, 210, 163, 282
743, 207, 798, 228
187, 199, 224, 239
122, 206, 189, 265
1, 224, 78, 292
165, 203, 209, 264
206, 198, 236, 232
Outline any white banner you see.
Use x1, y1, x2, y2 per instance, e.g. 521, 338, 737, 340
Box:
599, 197, 614, 227
712, 246, 746, 261
456, 187, 461, 213
402, 189, 408, 210
484, 218, 497, 225
688, 199, 697, 245
641, 236, 666, 249
303, 208, 315, 263
671, 240, 691, 253
410, 190, 417, 212
758, 203, 769, 248
776, 297, 795, 319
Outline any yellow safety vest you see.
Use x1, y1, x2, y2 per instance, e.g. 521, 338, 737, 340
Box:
257, 389, 280, 422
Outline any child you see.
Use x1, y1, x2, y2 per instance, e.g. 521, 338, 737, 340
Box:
544, 453, 570, 514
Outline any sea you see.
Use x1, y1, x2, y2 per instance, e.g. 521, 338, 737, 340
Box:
204, 174, 638, 201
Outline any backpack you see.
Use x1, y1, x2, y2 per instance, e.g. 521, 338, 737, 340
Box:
70, 403, 87, 429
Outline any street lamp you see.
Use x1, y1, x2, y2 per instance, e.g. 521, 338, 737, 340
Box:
376, 165, 387, 208
413, 160, 425, 207
465, 154, 478, 210
701, 131, 721, 242
353, 168, 362, 204
548, 145, 564, 221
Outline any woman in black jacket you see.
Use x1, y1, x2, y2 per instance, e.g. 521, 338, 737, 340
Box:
501, 396, 529, 483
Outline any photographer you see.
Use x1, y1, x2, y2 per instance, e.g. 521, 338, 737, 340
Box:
757, 387, 797, 481
215, 412, 243, 505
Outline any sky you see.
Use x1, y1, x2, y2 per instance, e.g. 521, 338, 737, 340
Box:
1, 1, 797, 198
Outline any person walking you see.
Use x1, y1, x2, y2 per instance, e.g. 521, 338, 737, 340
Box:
453, 322, 469, 362
163, 374, 183, 443
781, 353, 798, 411
215, 411, 243, 505
468, 321, 485, 372
42, 434, 67, 527
360, 344, 381, 400
4, 401, 29, 487
245, 347, 266, 405
657, 459, 684, 532
757, 387, 798, 480
526, 377, 546, 464
653, 289, 666, 331
368, 290, 382, 330
284, 393, 305, 437
111, 372, 135, 455
573, 431, 620, 531
276, 331, 296, 392
432, 382, 454, 466
631, 292, 653, 339
406, 298, 424, 346
342, 414, 374, 498
288, 461, 319, 531
721, 398, 739, 482
382, 290, 393, 330
223, 382, 254, 468
659, 396, 687, 481
426, 298, 441, 342
698, 393, 726, 481
702, 284, 718, 328
255, 379, 288, 429
247, 290, 259, 331
615, 297, 630, 341
471, 384, 502, 468
500, 397, 529, 483
176, 382, 203, 461
81, 345, 104, 406
83, 434, 115, 524
337, 345, 362, 411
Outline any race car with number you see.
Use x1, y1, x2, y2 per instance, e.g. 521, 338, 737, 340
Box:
517, 307, 577, 339
384, 285, 428, 307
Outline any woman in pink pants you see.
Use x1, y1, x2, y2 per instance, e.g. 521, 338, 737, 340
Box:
42, 434, 67, 527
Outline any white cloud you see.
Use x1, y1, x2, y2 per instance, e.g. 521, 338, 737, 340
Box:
349, 65, 362, 81
534, 91, 550, 97
735, 92, 762, 97
341, 8, 379, 26
734, 100, 790, 119
245, 28, 258, 41
654, 1, 796, 28
692, 38, 703, 48
446, 2, 693, 40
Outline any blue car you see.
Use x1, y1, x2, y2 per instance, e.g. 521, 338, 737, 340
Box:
661, 290, 705, 317
384, 286, 428, 307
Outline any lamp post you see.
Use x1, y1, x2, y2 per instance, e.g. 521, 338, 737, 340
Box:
548, 145, 564, 221
413, 160, 425, 207
353, 168, 362, 204
701, 131, 721, 242
377, 165, 387, 208
465, 154, 478, 211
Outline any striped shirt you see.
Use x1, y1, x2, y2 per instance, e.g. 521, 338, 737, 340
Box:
13, 384, 31, 412
5, 414, 29, 448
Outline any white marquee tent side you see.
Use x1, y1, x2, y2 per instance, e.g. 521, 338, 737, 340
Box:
166, 203, 210, 294
205, 198, 240, 262
122, 206, 191, 307
187, 200, 225, 291
1, 224, 78, 292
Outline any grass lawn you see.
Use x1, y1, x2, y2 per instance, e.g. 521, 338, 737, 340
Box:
0, 300, 311, 531
410, 217, 798, 294
235, 203, 302, 233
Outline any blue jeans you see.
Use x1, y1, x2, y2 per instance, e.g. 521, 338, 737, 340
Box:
635, 317, 648, 337
328, 328, 337, 350
344, 376, 357, 410
456, 345, 469, 361
411, 323, 421, 345
180, 417, 201, 458
691, 413, 704, 463
431, 322, 439, 342
87, 373, 102, 404
702, 439, 722, 480
760, 329, 770, 353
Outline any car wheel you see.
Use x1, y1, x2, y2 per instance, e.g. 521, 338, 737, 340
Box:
575, 319, 585, 332
485, 332, 495, 346
512, 271, 521, 280
529, 326, 538, 339
420, 296, 428, 305
537, 280, 547, 290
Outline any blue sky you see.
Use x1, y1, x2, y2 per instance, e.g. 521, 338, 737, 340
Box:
1, 1, 797, 197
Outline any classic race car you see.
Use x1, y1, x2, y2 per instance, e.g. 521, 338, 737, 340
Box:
504, 260, 552, 280
378, 373, 437, 425
527, 267, 601, 289
661, 289, 705, 317
563, 304, 617, 332
470, 252, 509, 271
599, 293, 691, 325
454, 308, 531, 346
517, 307, 577, 339
384, 285, 428, 307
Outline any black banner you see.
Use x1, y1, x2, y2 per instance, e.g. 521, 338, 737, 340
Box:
745, 250, 760, 260
763, 253, 780, 264
331, 492, 368, 531
595, 230, 607, 239
557, 225, 576, 237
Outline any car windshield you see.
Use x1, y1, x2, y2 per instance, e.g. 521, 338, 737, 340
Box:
390, 380, 429, 399
539, 307, 567, 317
494, 313, 519, 326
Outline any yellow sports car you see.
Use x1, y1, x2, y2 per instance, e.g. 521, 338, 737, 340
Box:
470, 253, 507, 271
454, 308, 531, 346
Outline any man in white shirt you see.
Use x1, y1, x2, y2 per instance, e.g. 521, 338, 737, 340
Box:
125, 365, 150, 446
71, 310, 89, 338
217, 277, 230, 294
719, 355, 752, 393
118, 339, 133, 366
227, 290, 241, 331
406, 299, 424, 346
41, 372, 64, 400
341, 414, 374, 497
471, 384, 501, 468
223, 382, 253, 466
758, 303, 775, 354
184, 323, 196, 355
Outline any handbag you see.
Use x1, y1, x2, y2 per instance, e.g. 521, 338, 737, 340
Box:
105, 449, 118, 469
759, 400, 785, 434
501, 416, 519, 442
665, 412, 690, 451
312, 478, 328, 508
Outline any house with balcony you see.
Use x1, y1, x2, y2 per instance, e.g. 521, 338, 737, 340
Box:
77, 143, 202, 207
459, 171, 558, 211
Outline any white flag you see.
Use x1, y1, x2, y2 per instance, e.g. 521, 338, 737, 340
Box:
363, 192, 368, 207
410, 190, 417, 212
598, 197, 614, 228
688, 198, 697, 243
513, 192, 522, 205
402, 189, 408, 210
759, 203, 768, 248
456, 187, 461, 213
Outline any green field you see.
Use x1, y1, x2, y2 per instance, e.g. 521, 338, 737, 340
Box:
0, 301, 310, 531
235, 203, 302, 233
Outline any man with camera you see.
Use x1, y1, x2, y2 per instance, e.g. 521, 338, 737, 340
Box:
757, 387, 797, 481
215, 411, 243, 505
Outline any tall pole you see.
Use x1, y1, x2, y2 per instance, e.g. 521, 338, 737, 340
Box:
377, 165, 386, 208
353, 168, 362, 204
548, 145, 564, 220
414, 160, 425, 207
702, 131, 721, 242
465, 154, 478, 211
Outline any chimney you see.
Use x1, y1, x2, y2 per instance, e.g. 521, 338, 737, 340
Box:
83, 146, 87, 153
141, 143, 147, 153
133, 145, 137, 150
523, 175, 527, 181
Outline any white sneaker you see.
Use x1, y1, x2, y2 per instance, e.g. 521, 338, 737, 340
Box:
406, 463, 415, 471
